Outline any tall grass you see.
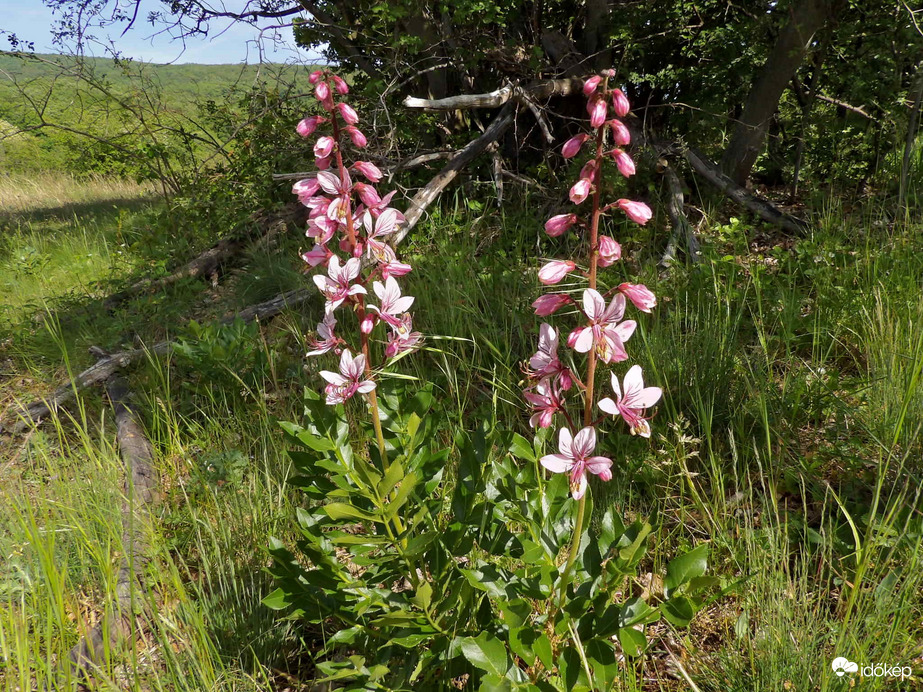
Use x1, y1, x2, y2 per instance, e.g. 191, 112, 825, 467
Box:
1, 182, 922, 688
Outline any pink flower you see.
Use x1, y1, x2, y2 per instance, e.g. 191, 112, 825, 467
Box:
316, 155, 332, 170
292, 177, 320, 203
597, 236, 622, 267
524, 378, 565, 428
570, 289, 636, 364
313, 255, 367, 312
368, 276, 414, 329
538, 260, 576, 285
302, 244, 332, 267
609, 119, 631, 146
315, 81, 330, 103
545, 213, 578, 237
579, 159, 599, 183
352, 161, 383, 183
618, 283, 657, 312
319, 349, 376, 405
612, 149, 635, 178
617, 199, 652, 225
336, 102, 359, 125
307, 314, 341, 356
532, 293, 571, 316
332, 75, 349, 95
598, 365, 662, 437
296, 116, 325, 137
540, 427, 613, 499
309, 70, 323, 84
611, 89, 630, 117
528, 323, 573, 389
314, 136, 335, 159
316, 169, 348, 195
588, 97, 608, 129
570, 178, 592, 204
562, 134, 589, 159
345, 126, 367, 148
385, 314, 423, 358
583, 75, 602, 96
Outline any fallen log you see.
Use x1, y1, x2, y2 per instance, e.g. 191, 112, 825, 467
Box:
4, 288, 313, 434
64, 377, 158, 681
683, 147, 810, 235
393, 104, 516, 246
102, 207, 298, 310
659, 163, 701, 268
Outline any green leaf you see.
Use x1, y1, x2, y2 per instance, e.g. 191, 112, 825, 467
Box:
411, 581, 433, 610
261, 587, 290, 611
533, 633, 553, 670
664, 544, 709, 597
660, 595, 696, 627
508, 626, 537, 666
323, 502, 379, 523
459, 632, 512, 678
616, 521, 652, 567
509, 433, 536, 462
378, 459, 405, 499
385, 471, 418, 518
478, 675, 513, 692
617, 627, 647, 657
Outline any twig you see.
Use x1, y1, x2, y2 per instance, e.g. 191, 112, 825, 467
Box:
402, 78, 584, 111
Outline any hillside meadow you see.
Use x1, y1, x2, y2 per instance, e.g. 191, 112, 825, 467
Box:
1, 165, 921, 689
0, 47, 922, 691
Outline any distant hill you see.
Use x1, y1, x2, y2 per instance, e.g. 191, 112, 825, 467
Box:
0, 53, 322, 111
0, 53, 323, 174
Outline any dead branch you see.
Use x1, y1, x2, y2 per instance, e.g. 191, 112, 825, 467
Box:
391, 104, 516, 246
792, 76, 877, 121
272, 151, 457, 182
102, 208, 297, 309
64, 376, 158, 681
4, 288, 313, 434
683, 147, 810, 235
402, 78, 584, 111
659, 163, 701, 268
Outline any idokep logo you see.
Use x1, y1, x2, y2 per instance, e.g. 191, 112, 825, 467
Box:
831, 657, 912, 681
831, 657, 858, 677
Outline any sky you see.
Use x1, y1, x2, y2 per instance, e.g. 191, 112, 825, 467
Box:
0, 0, 324, 64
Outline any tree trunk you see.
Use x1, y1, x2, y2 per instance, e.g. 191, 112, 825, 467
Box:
900, 60, 923, 209
721, 0, 833, 185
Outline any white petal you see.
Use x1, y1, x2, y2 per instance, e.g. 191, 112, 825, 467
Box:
573, 327, 594, 353
598, 397, 618, 415
582, 289, 605, 320
319, 371, 347, 385
356, 380, 376, 393
557, 427, 574, 458
540, 453, 573, 474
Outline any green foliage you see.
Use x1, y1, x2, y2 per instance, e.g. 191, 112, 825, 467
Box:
267, 381, 716, 688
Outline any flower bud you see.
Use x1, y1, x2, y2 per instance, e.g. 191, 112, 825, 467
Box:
609, 119, 631, 146
292, 177, 320, 201
308, 70, 323, 84
561, 134, 589, 159
302, 244, 332, 267
569, 178, 592, 204
336, 102, 359, 125
332, 75, 349, 94
314, 136, 335, 159
532, 294, 571, 316
544, 213, 578, 237
345, 126, 367, 148
583, 75, 602, 96
315, 81, 330, 102
618, 282, 657, 312
617, 199, 652, 225
597, 236, 622, 267
588, 97, 608, 128
538, 260, 576, 285
612, 148, 636, 178
611, 88, 630, 117
352, 161, 383, 183
296, 115, 324, 137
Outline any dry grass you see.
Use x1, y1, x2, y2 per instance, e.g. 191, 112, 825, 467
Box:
0, 171, 155, 216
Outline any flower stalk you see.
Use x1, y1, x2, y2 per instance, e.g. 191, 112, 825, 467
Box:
525, 74, 664, 609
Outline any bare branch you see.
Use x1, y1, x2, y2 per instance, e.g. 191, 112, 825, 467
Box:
403, 78, 585, 111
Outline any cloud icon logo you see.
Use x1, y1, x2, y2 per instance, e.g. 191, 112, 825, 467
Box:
831, 657, 859, 676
